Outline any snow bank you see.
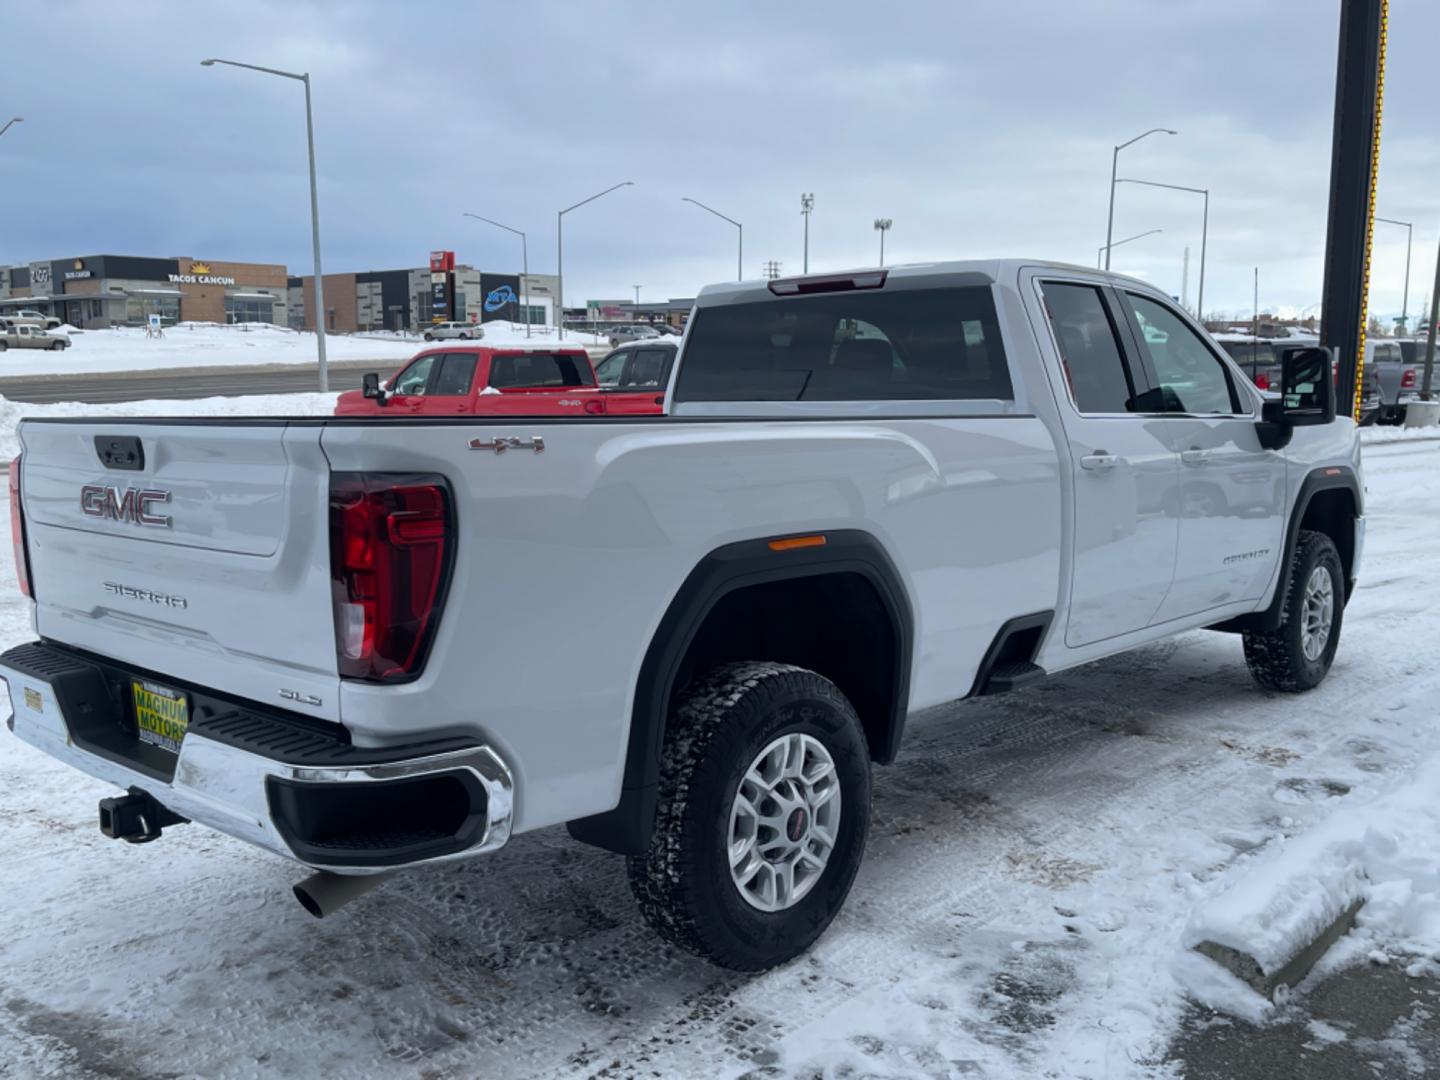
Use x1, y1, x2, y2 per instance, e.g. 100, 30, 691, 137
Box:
1360, 424, 1440, 444
0, 322, 409, 378
1180, 751, 1440, 1013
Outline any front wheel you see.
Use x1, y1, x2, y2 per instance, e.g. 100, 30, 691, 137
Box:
1243, 530, 1344, 692
627, 662, 871, 971
423, 333, 434, 342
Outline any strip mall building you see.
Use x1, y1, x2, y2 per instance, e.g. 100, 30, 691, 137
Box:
0, 255, 290, 329
0, 253, 560, 333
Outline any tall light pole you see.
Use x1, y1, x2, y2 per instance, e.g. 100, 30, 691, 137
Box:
202, 58, 329, 390
1105, 128, 1177, 270
557, 181, 633, 339
1096, 228, 1163, 269
1116, 178, 1209, 320
0, 117, 21, 139
633, 285, 642, 308
800, 193, 815, 273
681, 197, 742, 281
873, 218, 893, 266
1375, 216, 1413, 330
463, 212, 529, 336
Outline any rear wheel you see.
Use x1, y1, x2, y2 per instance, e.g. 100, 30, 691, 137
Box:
627, 662, 871, 971
423, 332, 434, 341
1243, 530, 1344, 692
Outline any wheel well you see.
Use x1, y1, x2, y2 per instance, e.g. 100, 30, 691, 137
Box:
1300, 487, 1358, 597
676, 572, 901, 763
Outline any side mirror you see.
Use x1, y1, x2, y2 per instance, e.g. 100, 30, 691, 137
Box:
362, 372, 389, 406
1279, 346, 1336, 424
1259, 346, 1335, 448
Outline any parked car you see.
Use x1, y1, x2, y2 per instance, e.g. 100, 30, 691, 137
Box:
0, 325, 69, 351
1216, 334, 1381, 424
608, 323, 661, 347
2, 310, 60, 331
422, 321, 482, 342
590, 340, 677, 414
334, 345, 603, 417
1367, 338, 1427, 424
2, 260, 1362, 972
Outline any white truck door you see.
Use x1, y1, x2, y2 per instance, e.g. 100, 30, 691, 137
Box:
1027, 276, 1181, 647
1109, 289, 1287, 619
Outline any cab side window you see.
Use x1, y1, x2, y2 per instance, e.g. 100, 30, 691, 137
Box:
624, 348, 669, 388
391, 354, 437, 396
1121, 294, 1240, 415
1039, 282, 1140, 413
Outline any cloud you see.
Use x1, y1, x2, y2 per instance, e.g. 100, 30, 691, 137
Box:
1, 0, 1434, 318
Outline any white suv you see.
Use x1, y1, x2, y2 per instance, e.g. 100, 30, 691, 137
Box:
422, 321, 482, 342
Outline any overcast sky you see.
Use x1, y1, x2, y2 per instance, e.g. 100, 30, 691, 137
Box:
3, 0, 1436, 320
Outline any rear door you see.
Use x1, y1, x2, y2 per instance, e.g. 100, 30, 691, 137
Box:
422, 351, 480, 415
482, 352, 600, 416
1027, 275, 1181, 647
18, 421, 341, 720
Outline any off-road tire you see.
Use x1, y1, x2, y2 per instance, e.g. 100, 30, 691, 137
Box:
627, 661, 871, 971
1243, 529, 1344, 692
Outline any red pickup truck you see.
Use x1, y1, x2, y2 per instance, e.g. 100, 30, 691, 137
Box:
334, 345, 606, 417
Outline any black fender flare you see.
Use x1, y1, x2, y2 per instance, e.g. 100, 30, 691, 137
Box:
1210, 464, 1362, 634
566, 529, 912, 855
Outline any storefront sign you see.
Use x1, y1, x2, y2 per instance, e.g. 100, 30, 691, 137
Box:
169, 262, 236, 286
29, 263, 51, 287
64, 258, 92, 281
479, 273, 520, 323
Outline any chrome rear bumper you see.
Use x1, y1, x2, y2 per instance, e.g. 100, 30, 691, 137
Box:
0, 643, 513, 875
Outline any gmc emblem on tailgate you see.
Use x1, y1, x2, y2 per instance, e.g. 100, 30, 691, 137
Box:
80, 485, 172, 528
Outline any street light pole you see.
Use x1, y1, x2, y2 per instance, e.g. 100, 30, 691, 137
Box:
873, 218, 893, 266
1116, 177, 1209, 320
1105, 128, 1177, 270
557, 180, 634, 340
0, 117, 22, 140
633, 285, 642, 308
801, 193, 815, 273
463, 212, 529, 337
1376, 217, 1413, 330
202, 58, 328, 391
1096, 228, 1163, 269
680, 197, 743, 281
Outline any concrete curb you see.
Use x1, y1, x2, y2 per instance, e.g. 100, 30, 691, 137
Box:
1193, 897, 1365, 998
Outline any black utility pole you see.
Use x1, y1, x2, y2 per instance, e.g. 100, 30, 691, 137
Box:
1318, 0, 1387, 418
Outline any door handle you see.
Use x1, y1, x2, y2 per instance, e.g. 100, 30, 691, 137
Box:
1079, 452, 1120, 472
1181, 448, 1210, 466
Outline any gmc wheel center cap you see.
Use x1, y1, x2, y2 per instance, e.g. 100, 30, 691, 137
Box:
786, 807, 808, 842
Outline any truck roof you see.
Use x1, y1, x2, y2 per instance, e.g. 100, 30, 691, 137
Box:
694, 259, 1158, 305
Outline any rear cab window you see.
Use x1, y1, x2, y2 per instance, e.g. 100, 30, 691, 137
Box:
1038, 281, 1144, 413
673, 285, 1012, 403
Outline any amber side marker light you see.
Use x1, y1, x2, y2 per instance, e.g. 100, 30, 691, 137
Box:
768, 534, 828, 552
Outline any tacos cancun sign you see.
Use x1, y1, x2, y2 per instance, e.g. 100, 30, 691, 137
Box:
168, 262, 236, 287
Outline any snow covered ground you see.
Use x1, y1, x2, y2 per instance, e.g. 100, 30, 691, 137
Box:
0, 321, 609, 378
0, 402, 1437, 1078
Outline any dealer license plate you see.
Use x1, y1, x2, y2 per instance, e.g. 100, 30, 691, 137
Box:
131, 679, 189, 754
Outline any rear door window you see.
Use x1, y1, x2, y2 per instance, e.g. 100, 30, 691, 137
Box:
673, 285, 1012, 402
431, 353, 478, 395
1038, 282, 1142, 413
624, 347, 670, 388
489, 353, 596, 389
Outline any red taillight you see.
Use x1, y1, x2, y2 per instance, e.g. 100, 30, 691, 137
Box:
1254, 372, 1270, 391
329, 474, 452, 682
9, 455, 32, 599
1401, 368, 1417, 389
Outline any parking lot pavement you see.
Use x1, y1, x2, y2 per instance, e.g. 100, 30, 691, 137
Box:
1170, 958, 1440, 1078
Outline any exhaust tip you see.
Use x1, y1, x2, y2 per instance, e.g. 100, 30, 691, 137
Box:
292, 882, 325, 919
291, 869, 393, 919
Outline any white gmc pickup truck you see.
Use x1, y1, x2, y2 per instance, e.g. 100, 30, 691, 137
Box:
2, 260, 1363, 971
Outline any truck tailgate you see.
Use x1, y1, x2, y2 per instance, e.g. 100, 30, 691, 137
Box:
18, 420, 341, 722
